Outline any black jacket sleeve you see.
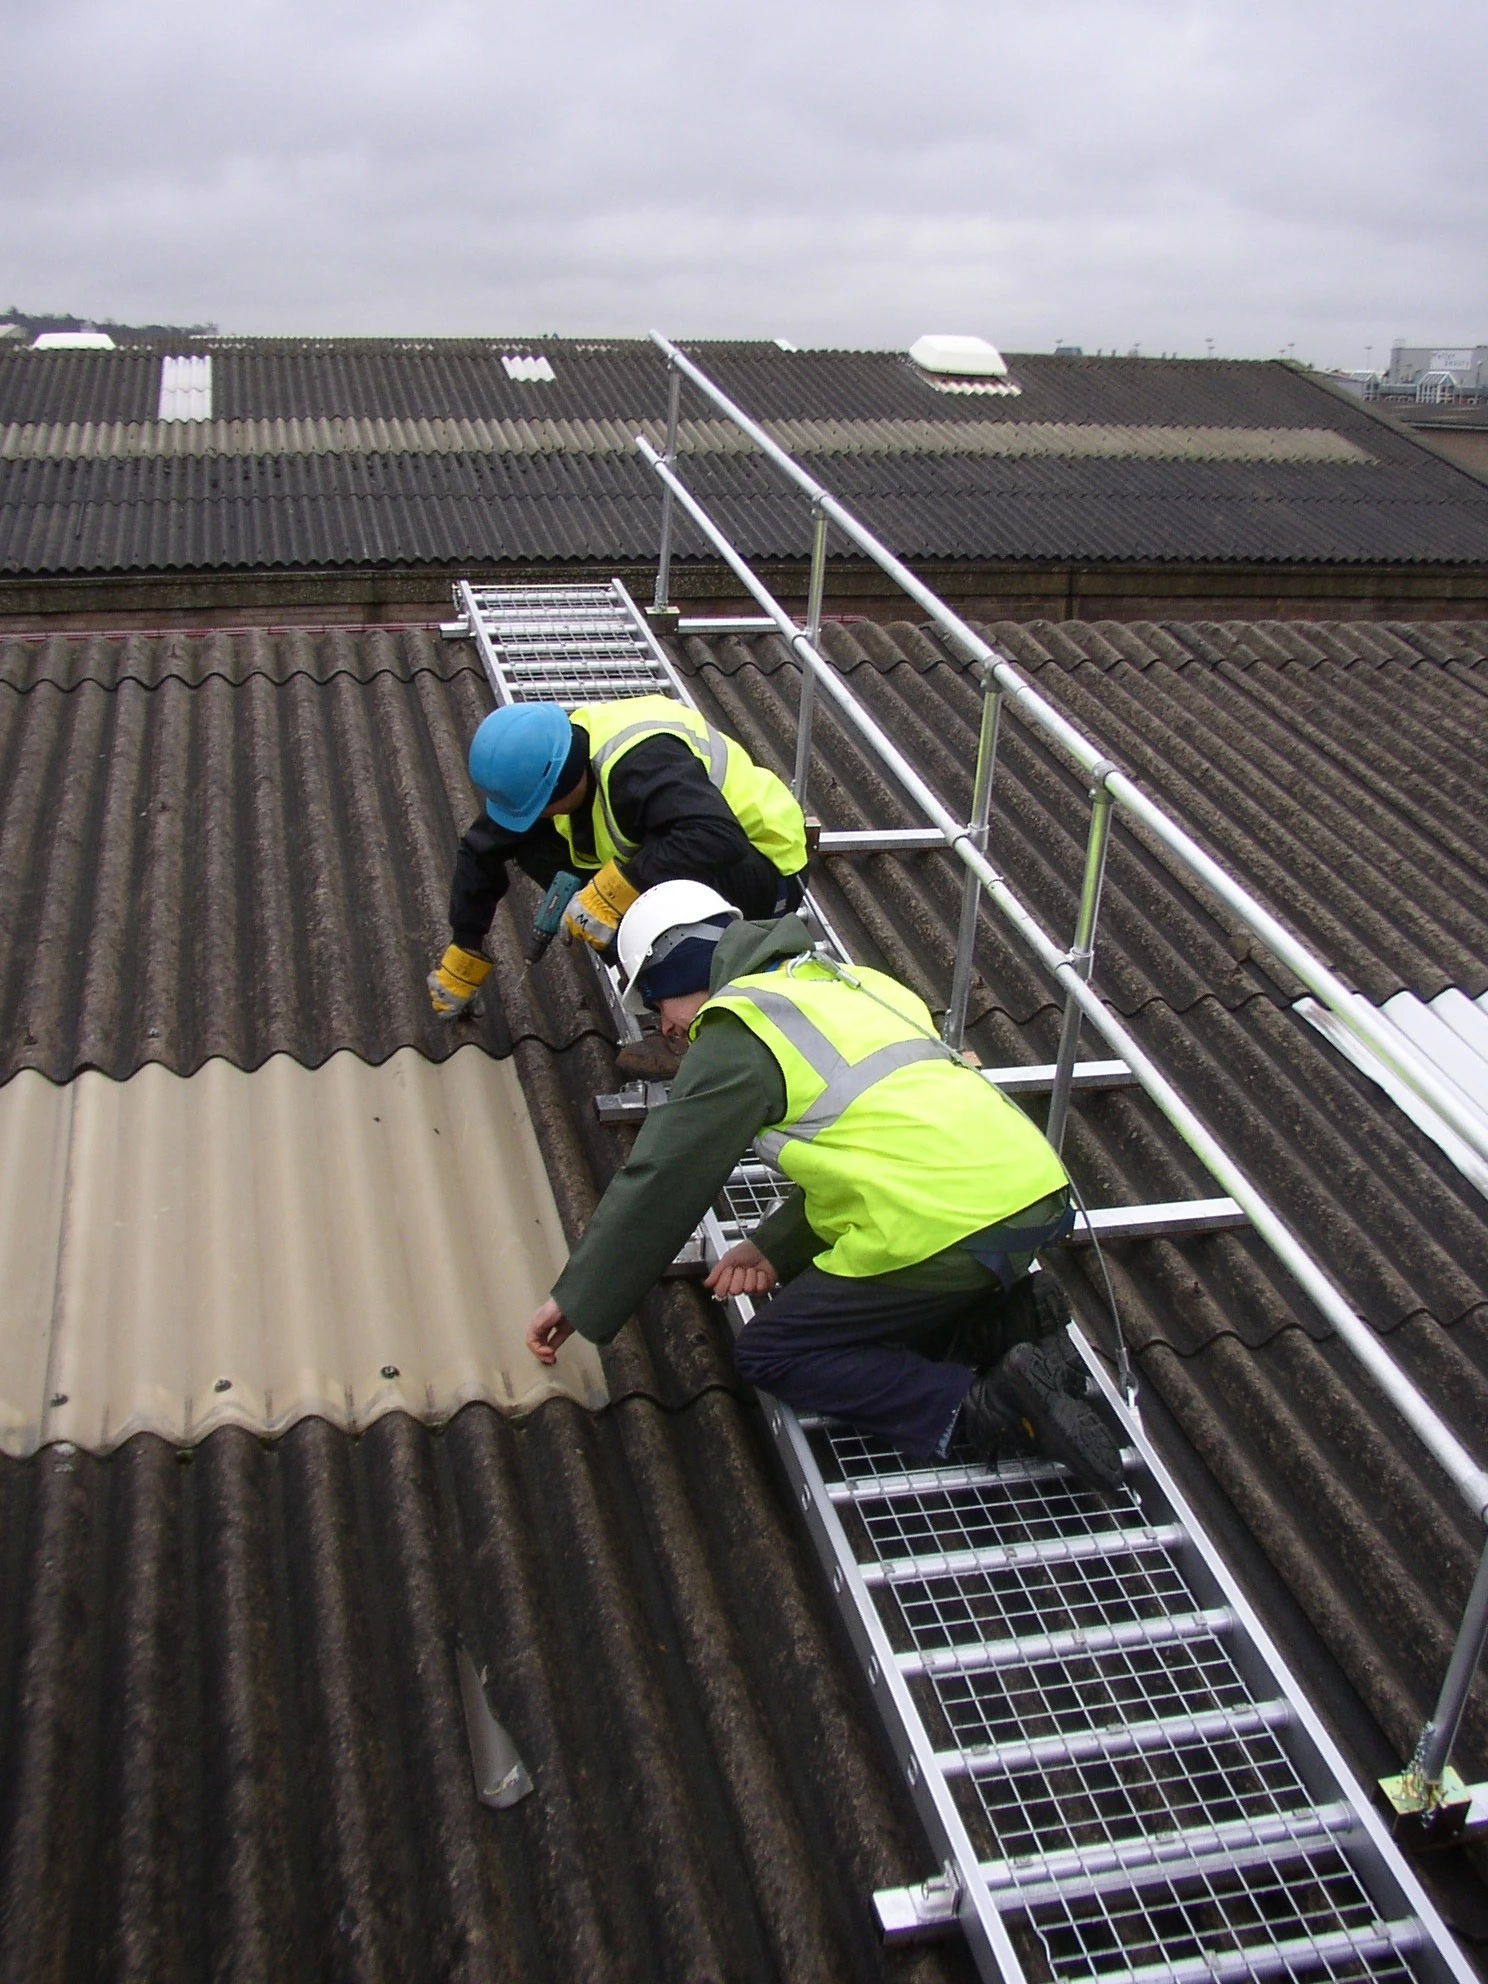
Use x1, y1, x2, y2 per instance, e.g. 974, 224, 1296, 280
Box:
448, 814, 573, 951
607, 737, 756, 891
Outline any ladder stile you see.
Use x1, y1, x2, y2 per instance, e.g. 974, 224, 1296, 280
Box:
441, 579, 1477, 1984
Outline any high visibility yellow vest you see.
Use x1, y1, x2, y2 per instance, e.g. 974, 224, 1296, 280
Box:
698, 955, 1068, 1279
554, 696, 807, 877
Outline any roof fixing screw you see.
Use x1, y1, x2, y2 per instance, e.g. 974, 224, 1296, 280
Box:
213, 1377, 232, 1393
49, 1392, 68, 1408
381, 1364, 400, 1380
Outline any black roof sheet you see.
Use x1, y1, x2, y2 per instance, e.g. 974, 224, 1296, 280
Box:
4, 612, 1488, 1970
4, 339, 1488, 576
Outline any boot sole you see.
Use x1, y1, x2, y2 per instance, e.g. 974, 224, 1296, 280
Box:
999, 1345, 1124, 1494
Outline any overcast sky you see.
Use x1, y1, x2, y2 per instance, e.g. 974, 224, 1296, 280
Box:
2, 0, 1483, 366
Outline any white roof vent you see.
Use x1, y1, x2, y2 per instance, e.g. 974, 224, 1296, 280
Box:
31, 330, 117, 351
502, 353, 555, 383
909, 333, 1007, 378
158, 353, 213, 421
908, 333, 1021, 395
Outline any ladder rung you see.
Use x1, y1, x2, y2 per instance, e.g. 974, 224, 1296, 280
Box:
979, 1059, 1137, 1095
938, 1700, 1289, 1779
676, 615, 778, 632
1069, 1198, 1248, 1244
860, 1523, 1186, 1586
898, 1606, 1235, 1678
984, 1802, 1357, 1909
827, 1456, 1071, 1503
1093, 1921, 1421, 1984
816, 827, 950, 852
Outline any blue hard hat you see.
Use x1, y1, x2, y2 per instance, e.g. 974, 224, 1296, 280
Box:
468, 704, 575, 832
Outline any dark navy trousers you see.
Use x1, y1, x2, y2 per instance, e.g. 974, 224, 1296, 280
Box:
731, 1194, 1074, 1462
733, 1269, 995, 1463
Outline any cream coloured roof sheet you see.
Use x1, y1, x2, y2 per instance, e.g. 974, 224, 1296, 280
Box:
0, 1046, 605, 1456
0, 413, 1374, 466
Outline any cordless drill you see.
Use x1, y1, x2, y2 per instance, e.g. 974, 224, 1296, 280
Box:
525, 870, 583, 963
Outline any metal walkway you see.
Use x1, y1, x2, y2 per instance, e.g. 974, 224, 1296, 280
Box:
443, 578, 1474, 1981
452, 578, 689, 708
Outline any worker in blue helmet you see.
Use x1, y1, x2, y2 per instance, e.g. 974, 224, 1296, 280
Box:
427, 695, 809, 1031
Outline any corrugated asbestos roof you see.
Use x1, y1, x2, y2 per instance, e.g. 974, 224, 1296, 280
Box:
0, 617, 974, 1983
0, 1049, 602, 1457
4, 613, 1488, 1972
0, 416, 1375, 465
3, 338, 1487, 576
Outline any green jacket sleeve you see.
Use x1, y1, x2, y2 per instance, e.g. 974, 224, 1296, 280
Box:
552, 1015, 787, 1343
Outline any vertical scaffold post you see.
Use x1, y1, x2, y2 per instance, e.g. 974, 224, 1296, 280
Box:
1411, 1533, 1488, 1798
943, 682, 1001, 1050
1046, 770, 1116, 1153
792, 504, 829, 805
651, 365, 684, 614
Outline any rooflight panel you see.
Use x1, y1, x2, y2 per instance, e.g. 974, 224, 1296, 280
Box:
909, 333, 1008, 378
31, 330, 117, 350
158, 354, 213, 421
502, 354, 555, 383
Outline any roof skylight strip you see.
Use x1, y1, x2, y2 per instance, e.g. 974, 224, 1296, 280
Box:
158, 353, 213, 422
1297, 988, 1488, 1203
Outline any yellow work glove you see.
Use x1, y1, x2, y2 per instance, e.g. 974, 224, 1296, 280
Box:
428, 944, 492, 1018
561, 861, 639, 954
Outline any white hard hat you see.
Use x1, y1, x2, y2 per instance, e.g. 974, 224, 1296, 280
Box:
617, 881, 741, 1013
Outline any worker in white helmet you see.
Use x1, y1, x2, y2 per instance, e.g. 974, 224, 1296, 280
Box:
526, 883, 1122, 1491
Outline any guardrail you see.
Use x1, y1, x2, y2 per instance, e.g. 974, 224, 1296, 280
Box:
638, 332, 1488, 1814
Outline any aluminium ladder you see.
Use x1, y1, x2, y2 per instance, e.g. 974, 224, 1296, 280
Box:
443, 580, 1472, 1984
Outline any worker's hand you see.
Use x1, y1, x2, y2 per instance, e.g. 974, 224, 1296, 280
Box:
561, 861, 639, 954
705, 1241, 779, 1302
428, 944, 492, 1018
527, 1298, 575, 1365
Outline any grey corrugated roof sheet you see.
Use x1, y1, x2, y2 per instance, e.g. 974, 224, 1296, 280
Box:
5, 613, 1488, 1970
3, 339, 1488, 576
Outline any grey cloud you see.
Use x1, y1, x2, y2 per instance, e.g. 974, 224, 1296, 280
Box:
0, 0, 1483, 365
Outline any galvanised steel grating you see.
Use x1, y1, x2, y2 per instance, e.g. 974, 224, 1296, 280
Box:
451, 578, 689, 707
445, 581, 1472, 1982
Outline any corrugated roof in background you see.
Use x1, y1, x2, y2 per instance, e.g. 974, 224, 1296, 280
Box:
0, 414, 1378, 465
0, 618, 455, 691
0, 339, 1435, 439
6, 615, 1488, 1971
3, 339, 1486, 579
6, 446, 1488, 575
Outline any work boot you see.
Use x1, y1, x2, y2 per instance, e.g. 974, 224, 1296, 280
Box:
614, 1033, 690, 1082
951, 1274, 1091, 1396
960, 1342, 1123, 1494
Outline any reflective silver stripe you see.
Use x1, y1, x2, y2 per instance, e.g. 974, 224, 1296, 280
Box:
791, 1038, 949, 1141
728, 986, 849, 1082
590, 715, 730, 857
726, 986, 954, 1156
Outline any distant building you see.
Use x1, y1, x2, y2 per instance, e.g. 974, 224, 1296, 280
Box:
1350, 343, 1488, 480
1383, 343, 1488, 403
